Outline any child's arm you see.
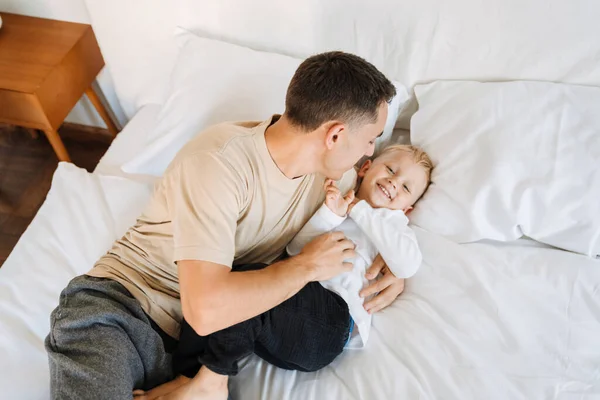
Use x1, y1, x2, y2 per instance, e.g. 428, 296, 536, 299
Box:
287, 180, 353, 256
349, 200, 422, 279
287, 203, 347, 256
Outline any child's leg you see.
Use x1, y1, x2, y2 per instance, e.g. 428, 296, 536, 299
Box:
172, 263, 273, 378
164, 282, 350, 400
135, 263, 270, 399
134, 306, 264, 399
174, 281, 351, 377
252, 282, 351, 372
138, 264, 351, 399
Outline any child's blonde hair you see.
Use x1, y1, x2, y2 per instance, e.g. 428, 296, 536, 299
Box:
379, 144, 434, 183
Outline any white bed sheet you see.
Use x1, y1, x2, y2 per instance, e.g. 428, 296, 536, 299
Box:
232, 232, 600, 399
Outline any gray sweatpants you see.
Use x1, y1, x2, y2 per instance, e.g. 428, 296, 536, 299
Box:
45, 275, 175, 400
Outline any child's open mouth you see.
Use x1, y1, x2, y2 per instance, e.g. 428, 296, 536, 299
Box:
377, 183, 392, 200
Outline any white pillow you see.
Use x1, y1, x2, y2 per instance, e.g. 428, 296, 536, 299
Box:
410, 81, 600, 258
0, 163, 153, 399
122, 29, 408, 177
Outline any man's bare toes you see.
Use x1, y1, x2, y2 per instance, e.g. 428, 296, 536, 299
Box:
133, 389, 148, 399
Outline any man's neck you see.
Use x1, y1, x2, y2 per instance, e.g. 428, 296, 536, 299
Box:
264, 116, 321, 179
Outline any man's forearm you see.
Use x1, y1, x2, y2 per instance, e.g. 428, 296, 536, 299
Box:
180, 256, 313, 336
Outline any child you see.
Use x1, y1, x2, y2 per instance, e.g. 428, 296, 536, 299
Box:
287, 144, 432, 348
136, 144, 433, 400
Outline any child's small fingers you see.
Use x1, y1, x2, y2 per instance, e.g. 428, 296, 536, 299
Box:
344, 190, 355, 203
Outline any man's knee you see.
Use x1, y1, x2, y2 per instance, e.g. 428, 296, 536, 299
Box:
44, 276, 173, 398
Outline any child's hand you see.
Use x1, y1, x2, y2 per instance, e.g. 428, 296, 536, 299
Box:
346, 196, 360, 214
324, 179, 355, 217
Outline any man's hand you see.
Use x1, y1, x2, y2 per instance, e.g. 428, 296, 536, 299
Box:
359, 254, 405, 314
299, 231, 356, 281
324, 179, 355, 217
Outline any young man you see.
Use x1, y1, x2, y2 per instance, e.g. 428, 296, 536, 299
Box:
137, 145, 433, 400
45, 51, 402, 400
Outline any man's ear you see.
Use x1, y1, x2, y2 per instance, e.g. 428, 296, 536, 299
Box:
357, 159, 372, 178
324, 122, 345, 150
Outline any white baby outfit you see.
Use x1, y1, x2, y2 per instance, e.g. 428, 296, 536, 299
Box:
287, 200, 422, 348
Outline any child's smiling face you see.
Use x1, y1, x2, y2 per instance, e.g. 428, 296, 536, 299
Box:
356, 150, 429, 213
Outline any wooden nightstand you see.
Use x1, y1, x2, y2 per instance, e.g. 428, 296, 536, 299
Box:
0, 13, 119, 163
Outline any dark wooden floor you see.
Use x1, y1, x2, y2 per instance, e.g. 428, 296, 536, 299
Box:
0, 125, 111, 266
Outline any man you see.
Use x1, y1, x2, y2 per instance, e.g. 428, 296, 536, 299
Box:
45, 51, 404, 399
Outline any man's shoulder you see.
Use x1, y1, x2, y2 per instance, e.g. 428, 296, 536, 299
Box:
168, 119, 267, 173
164, 119, 269, 185
179, 119, 263, 158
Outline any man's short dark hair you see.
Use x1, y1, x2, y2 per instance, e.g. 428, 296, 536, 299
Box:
285, 51, 396, 131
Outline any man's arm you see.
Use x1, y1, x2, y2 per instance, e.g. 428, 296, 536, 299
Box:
180, 231, 356, 336
168, 153, 353, 335
287, 203, 347, 257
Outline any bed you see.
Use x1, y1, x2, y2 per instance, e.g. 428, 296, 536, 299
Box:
1, 1, 600, 399
2, 130, 599, 399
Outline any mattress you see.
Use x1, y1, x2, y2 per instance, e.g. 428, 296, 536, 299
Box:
1, 106, 599, 399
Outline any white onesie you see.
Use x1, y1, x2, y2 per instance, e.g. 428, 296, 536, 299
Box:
287, 200, 422, 348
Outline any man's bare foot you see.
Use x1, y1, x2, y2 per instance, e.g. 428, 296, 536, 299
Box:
169, 366, 228, 400
132, 375, 190, 399
134, 367, 228, 400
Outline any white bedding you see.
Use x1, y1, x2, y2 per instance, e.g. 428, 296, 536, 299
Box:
94, 103, 162, 179
232, 233, 600, 399
1, 104, 599, 400
2, 0, 598, 397
1, 113, 599, 399
84, 0, 600, 122
0, 164, 153, 400
0, 106, 159, 400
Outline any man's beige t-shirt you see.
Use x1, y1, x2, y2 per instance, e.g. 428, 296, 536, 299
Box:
88, 116, 357, 338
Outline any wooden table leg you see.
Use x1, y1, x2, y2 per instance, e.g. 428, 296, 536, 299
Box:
85, 86, 119, 137
43, 128, 71, 162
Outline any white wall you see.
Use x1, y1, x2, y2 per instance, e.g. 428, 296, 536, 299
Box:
0, 0, 126, 128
